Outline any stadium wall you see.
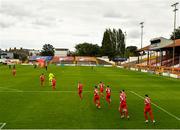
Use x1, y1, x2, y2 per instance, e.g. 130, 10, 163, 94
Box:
117, 65, 180, 79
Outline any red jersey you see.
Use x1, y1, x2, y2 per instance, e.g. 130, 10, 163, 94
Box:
122, 92, 127, 99
106, 88, 111, 95
52, 78, 56, 86
144, 97, 151, 107
94, 88, 99, 96
78, 83, 83, 91
99, 83, 104, 92
40, 75, 45, 81
120, 93, 126, 103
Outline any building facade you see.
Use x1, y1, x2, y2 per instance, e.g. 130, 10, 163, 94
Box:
54, 48, 69, 57
0, 49, 14, 59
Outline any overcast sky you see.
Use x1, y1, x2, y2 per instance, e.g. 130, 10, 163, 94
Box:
0, 0, 179, 51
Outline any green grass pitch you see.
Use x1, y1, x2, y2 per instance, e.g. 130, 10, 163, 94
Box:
0, 65, 180, 129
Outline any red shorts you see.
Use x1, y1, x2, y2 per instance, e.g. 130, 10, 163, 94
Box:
78, 90, 82, 94
144, 106, 151, 113
120, 102, 127, 109
52, 83, 56, 87
41, 79, 45, 82
106, 94, 111, 99
94, 95, 100, 101
100, 89, 104, 93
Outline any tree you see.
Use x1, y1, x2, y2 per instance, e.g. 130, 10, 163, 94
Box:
68, 51, 76, 56
9, 48, 29, 62
75, 43, 101, 56
125, 46, 139, 58
19, 53, 28, 61
117, 29, 125, 57
41, 44, 55, 56
101, 29, 114, 59
101, 28, 125, 59
170, 26, 180, 40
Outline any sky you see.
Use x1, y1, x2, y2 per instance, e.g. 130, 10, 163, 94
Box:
0, 0, 179, 51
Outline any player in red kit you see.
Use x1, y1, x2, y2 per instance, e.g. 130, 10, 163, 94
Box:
40, 73, 45, 86
106, 86, 111, 106
78, 82, 83, 100
94, 86, 101, 109
119, 90, 129, 119
144, 94, 155, 124
99, 82, 104, 98
52, 77, 56, 90
12, 67, 16, 77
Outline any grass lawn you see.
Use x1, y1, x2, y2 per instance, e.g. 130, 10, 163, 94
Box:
0, 65, 180, 129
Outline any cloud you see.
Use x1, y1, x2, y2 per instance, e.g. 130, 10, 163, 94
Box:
32, 20, 52, 28
0, 21, 14, 28
128, 30, 140, 39
0, 0, 179, 50
0, 1, 34, 18
103, 8, 131, 20
72, 34, 89, 37
0, 14, 18, 28
104, 12, 124, 19
32, 17, 62, 27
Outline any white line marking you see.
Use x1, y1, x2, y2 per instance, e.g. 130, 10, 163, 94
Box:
0, 123, 6, 129
0, 90, 121, 93
0, 87, 23, 92
0, 90, 92, 93
130, 91, 180, 121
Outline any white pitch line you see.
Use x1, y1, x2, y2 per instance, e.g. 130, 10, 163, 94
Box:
130, 91, 180, 121
0, 123, 6, 129
0, 87, 23, 92
0, 90, 121, 93
0, 90, 91, 93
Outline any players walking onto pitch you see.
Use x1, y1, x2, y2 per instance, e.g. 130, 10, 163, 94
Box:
106, 85, 111, 107
94, 86, 101, 109
144, 94, 155, 124
119, 90, 129, 119
40, 73, 45, 86
78, 82, 83, 100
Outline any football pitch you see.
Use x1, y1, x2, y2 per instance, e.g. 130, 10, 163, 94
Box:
0, 65, 180, 129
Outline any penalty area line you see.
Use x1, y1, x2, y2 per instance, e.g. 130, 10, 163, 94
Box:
0, 123, 6, 129
130, 91, 180, 121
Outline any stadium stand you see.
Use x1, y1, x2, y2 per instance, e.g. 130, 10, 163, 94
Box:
52, 56, 74, 64
97, 57, 115, 65
96, 58, 112, 65
60, 56, 74, 64
29, 56, 53, 62
124, 38, 180, 68
30, 56, 115, 66
75, 56, 98, 65
51, 56, 60, 64
120, 38, 180, 78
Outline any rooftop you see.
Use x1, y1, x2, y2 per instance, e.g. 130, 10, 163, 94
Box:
138, 38, 180, 51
